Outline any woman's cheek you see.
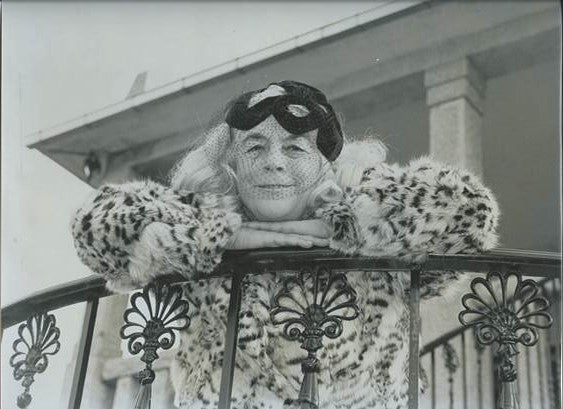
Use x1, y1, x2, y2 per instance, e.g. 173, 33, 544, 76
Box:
290, 156, 323, 189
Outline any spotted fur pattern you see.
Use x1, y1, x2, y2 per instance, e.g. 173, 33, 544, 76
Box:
71, 153, 499, 409
71, 181, 241, 291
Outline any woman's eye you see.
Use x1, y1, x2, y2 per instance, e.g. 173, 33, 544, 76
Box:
286, 145, 306, 153
246, 145, 264, 153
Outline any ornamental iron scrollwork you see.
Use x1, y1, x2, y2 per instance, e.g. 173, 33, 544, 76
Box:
270, 269, 360, 409
459, 271, 553, 409
120, 283, 191, 409
9, 313, 61, 408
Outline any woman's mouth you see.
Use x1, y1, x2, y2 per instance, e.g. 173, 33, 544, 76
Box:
255, 184, 294, 188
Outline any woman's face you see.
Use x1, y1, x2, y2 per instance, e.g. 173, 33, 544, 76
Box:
230, 116, 324, 221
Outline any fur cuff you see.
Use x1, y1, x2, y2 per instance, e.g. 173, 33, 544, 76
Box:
315, 200, 363, 254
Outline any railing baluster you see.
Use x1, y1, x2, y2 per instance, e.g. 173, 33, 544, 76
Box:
459, 272, 554, 409
443, 342, 460, 409
553, 279, 561, 409
68, 298, 99, 409
270, 268, 360, 408
120, 283, 191, 409
515, 340, 521, 408
545, 332, 553, 409
218, 273, 243, 409
537, 283, 548, 409
491, 346, 499, 409
1, 251, 560, 409
536, 315, 546, 409
461, 331, 467, 409
408, 268, 421, 409
546, 278, 561, 409
431, 349, 436, 409
474, 331, 485, 409
549, 345, 560, 409
525, 343, 532, 409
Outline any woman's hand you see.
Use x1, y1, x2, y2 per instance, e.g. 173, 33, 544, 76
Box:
226, 225, 330, 250
243, 219, 332, 239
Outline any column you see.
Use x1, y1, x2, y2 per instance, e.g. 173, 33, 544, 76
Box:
111, 376, 137, 409
424, 58, 486, 178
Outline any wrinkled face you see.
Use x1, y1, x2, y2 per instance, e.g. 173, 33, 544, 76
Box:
230, 116, 324, 221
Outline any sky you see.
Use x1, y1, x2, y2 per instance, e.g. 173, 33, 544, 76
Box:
2, 1, 380, 304
1, 1, 381, 406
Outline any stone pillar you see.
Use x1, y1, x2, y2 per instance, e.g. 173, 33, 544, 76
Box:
424, 58, 486, 178
151, 369, 176, 408
111, 376, 137, 409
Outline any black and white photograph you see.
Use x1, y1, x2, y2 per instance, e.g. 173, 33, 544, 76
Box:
1, 2, 561, 408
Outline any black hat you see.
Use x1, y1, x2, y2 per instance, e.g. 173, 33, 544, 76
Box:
225, 80, 343, 161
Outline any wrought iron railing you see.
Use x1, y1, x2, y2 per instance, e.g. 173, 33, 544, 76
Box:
420, 277, 561, 409
1, 248, 560, 409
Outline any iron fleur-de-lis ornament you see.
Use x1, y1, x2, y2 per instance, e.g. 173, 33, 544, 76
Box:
459, 271, 553, 409
270, 269, 360, 409
120, 283, 191, 409
9, 313, 61, 408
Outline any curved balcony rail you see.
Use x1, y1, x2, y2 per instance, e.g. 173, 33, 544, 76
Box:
419, 276, 560, 409
2, 248, 561, 409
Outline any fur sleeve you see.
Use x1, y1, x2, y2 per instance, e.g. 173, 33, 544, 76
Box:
71, 180, 241, 291
320, 156, 499, 259
317, 156, 499, 295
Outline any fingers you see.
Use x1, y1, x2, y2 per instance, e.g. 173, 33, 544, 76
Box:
270, 232, 313, 248
244, 220, 332, 238
226, 227, 329, 250
304, 236, 330, 248
272, 233, 329, 248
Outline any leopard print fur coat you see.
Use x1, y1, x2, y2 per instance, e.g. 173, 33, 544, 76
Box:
71, 143, 499, 409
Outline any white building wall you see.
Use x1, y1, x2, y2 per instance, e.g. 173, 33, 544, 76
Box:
482, 60, 561, 252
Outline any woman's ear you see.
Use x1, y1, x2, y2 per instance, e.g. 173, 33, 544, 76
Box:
203, 123, 232, 165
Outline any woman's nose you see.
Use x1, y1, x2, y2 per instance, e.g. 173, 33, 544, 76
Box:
263, 150, 286, 172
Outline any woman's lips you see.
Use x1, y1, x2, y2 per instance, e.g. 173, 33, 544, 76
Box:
255, 184, 295, 188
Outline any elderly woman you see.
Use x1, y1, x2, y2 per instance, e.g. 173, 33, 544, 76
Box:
72, 80, 499, 409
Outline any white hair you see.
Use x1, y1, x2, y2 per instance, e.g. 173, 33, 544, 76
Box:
332, 138, 388, 190
170, 123, 236, 193
334, 138, 387, 168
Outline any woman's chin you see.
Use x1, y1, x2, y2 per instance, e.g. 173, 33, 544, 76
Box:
245, 198, 306, 221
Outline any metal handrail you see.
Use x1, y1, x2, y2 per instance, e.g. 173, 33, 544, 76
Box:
418, 275, 560, 409
419, 276, 558, 356
2, 248, 560, 330
2, 247, 560, 409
